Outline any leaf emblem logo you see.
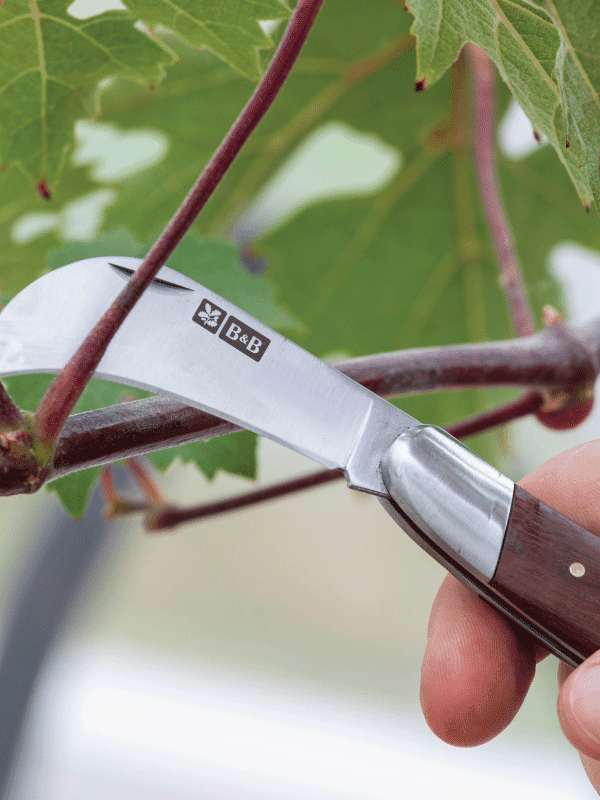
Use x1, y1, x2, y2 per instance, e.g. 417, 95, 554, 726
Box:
197, 302, 222, 327
192, 299, 227, 333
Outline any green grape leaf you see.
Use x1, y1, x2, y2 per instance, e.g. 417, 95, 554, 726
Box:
6, 228, 295, 516
49, 466, 102, 519
96, 9, 425, 241
0, 0, 287, 196
544, 0, 600, 215
406, 0, 600, 211
0, 0, 172, 193
123, 0, 291, 81
97, 38, 258, 239
257, 117, 598, 353
148, 429, 257, 480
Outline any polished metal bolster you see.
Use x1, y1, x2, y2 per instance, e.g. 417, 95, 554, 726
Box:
380, 426, 514, 581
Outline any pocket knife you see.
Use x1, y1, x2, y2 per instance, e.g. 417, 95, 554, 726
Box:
0, 256, 598, 668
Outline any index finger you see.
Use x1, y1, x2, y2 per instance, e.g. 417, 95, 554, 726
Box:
420, 572, 541, 746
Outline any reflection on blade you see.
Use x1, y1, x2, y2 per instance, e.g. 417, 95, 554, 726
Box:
0, 257, 420, 494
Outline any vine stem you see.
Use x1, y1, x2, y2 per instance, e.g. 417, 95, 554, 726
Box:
144, 391, 544, 531
146, 469, 344, 531
467, 44, 536, 338
32, 0, 325, 452
100, 466, 149, 517
126, 456, 165, 505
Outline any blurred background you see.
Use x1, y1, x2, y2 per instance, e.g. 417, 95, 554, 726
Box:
1, 4, 600, 797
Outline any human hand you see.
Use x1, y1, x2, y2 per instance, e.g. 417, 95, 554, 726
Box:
420, 439, 600, 794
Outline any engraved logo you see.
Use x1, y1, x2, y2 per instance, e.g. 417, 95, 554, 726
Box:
192, 299, 226, 333
219, 316, 270, 362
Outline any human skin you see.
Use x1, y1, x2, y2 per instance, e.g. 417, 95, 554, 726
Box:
420, 439, 600, 793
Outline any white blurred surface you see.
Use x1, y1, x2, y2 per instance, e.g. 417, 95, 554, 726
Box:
10, 645, 592, 800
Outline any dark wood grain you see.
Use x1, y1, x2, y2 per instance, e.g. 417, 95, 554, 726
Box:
490, 485, 600, 660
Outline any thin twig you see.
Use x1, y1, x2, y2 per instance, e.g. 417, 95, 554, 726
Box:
32, 0, 325, 452
448, 390, 542, 438
143, 390, 543, 531
145, 469, 344, 531
467, 44, 536, 337
126, 457, 165, 505
100, 466, 150, 518
100, 466, 116, 508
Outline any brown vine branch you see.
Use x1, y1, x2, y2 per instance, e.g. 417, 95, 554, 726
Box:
53, 398, 240, 483
32, 317, 598, 491
467, 44, 536, 338
1, 317, 596, 496
32, 0, 325, 453
333, 321, 597, 397
142, 390, 544, 531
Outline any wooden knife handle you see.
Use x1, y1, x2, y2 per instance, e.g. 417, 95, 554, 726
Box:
489, 484, 600, 661
379, 425, 600, 666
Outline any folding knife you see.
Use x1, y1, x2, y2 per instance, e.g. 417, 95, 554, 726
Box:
0, 256, 598, 668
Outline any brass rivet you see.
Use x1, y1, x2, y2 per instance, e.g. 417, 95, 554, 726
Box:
570, 563, 586, 577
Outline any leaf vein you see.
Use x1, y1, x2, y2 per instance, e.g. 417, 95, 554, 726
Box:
0, 14, 31, 30
41, 13, 150, 75
28, 0, 47, 176
545, 0, 600, 109
489, 0, 560, 97
152, 0, 257, 53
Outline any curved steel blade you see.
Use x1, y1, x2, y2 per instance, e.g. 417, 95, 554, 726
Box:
0, 257, 420, 495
